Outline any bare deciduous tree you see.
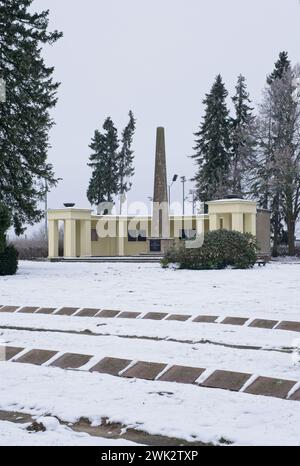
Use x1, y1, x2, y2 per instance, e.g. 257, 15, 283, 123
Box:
251, 66, 300, 255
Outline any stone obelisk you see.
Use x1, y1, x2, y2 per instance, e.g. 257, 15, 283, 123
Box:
148, 127, 172, 253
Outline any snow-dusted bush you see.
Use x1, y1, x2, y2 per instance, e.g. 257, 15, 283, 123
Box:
161, 230, 258, 270
0, 203, 18, 276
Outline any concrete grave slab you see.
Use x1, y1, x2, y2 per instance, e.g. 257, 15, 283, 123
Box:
0, 306, 19, 313
158, 365, 205, 384
166, 314, 191, 322
16, 349, 58, 366
17, 307, 39, 314
143, 313, 168, 321
276, 321, 300, 332
50, 353, 92, 369
288, 388, 300, 401
90, 357, 132, 376
75, 308, 100, 317
201, 370, 251, 392
117, 312, 141, 319
0, 346, 24, 361
96, 310, 120, 318
244, 376, 296, 399
193, 315, 218, 323
249, 319, 278, 329
36, 308, 56, 315
55, 307, 79, 316
122, 361, 167, 380
221, 317, 248, 326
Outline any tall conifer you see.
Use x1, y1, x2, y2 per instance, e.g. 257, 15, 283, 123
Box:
192, 75, 231, 201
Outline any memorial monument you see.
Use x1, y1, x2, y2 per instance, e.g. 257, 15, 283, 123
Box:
148, 127, 174, 253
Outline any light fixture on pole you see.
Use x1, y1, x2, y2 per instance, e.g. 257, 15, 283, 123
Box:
180, 176, 186, 216
189, 189, 197, 215
168, 174, 178, 206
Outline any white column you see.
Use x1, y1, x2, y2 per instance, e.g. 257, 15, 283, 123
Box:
209, 213, 218, 231
64, 219, 76, 257
80, 220, 92, 257
48, 220, 59, 258
232, 212, 244, 233
117, 219, 126, 256
222, 214, 231, 230
244, 213, 256, 236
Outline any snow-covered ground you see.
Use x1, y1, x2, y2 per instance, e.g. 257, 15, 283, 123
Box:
0, 418, 138, 446
0, 260, 300, 319
0, 362, 300, 446
0, 261, 300, 446
0, 323, 299, 380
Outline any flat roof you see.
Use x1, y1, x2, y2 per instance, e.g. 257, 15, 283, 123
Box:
206, 198, 257, 205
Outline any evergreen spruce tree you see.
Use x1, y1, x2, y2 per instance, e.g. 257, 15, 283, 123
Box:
87, 117, 120, 207
192, 75, 231, 201
231, 75, 256, 196
0, 0, 62, 234
118, 111, 136, 205
267, 51, 290, 85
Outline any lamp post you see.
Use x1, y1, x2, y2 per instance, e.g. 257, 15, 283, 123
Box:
168, 174, 178, 206
44, 179, 48, 237
189, 189, 197, 215
181, 176, 186, 216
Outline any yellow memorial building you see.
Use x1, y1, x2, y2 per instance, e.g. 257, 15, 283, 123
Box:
48, 128, 270, 260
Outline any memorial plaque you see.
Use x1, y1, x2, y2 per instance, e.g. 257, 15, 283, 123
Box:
36, 308, 56, 315
90, 357, 132, 376
143, 312, 168, 320
158, 365, 205, 384
50, 353, 92, 369
201, 370, 251, 391
122, 361, 167, 380
166, 314, 191, 322
0, 306, 19, 313
16, 349, 58, 366
0, 346, 24, 361
289, 388, 300, 401
55, 307, 79, 316
117, 312, 141, 319
249, 319, 278, 329
276, 321, 300, 333
221, 317, 248, 326
17, 307, 39, 314
76, 308, 100, 317
193, 315, 218, 323
96, 310, 120, 318
244, 376, 296, 399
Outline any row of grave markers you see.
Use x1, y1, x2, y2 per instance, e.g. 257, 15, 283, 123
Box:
1, 345, 300, 402
0, 304, 300, 332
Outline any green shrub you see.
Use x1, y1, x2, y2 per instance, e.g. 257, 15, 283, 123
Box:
0, 202, 19, 275
161, 230, 259, 270
0, 244, 19, 276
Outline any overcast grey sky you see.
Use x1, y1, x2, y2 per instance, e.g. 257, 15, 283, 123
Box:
35, 0, 300, 213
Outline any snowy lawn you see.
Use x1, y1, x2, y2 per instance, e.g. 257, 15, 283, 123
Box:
0, 260, 300, 320
0, 260, 300, 446
0, 418, 138, 446
0, 362, 300, 446
0, 324, 299, 380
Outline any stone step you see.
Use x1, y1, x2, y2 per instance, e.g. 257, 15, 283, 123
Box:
49, 256, 162, 263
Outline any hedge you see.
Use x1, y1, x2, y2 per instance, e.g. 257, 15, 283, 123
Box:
161, 230, 258, 270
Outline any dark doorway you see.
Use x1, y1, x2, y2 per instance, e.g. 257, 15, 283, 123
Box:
150, 239, 161, 252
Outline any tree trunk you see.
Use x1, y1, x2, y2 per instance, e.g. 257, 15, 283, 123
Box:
272, 210, 280, 257
287, 217, 295, 256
